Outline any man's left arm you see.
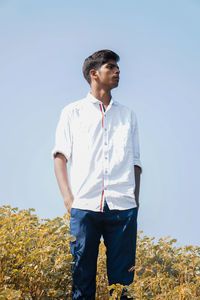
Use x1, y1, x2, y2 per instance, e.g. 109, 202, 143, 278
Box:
132, 111, 142, 209
134, 165, 142, 208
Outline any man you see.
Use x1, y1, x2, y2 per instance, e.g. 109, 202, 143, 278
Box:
52, 49, 142, 300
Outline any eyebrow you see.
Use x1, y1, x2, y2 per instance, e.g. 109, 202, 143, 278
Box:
107, 63, 119, 69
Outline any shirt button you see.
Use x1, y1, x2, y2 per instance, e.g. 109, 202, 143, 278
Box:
105, 156, 108, 159
105, 170, 108, 174
105, 128, 107, 131
104, 142, 107, 146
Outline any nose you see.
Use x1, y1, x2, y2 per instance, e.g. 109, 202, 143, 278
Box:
115, 67, 120, 74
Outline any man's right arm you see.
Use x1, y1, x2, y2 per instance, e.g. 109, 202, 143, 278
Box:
54, 153, 74, 213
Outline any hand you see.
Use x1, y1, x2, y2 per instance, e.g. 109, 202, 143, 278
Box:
64, 194, 74, 214
135, 197, 139, 210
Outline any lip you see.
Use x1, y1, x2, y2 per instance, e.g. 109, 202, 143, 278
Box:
113, 76, 119, 80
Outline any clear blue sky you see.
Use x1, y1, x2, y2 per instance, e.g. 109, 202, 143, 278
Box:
1, 0, 200, 247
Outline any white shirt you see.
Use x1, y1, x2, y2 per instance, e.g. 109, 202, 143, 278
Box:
52, 92, 142, 212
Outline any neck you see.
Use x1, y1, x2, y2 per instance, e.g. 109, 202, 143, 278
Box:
90, 87, 111, 108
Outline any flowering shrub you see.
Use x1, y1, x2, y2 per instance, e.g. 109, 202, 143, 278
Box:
0, 205, 200, 299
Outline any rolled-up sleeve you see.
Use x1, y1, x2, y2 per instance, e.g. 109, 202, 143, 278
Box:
131, 111, 143, 173
51, 107, 72, 161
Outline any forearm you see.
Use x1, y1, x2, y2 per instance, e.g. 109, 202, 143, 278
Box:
134, 165, 141, 208
54, 153, 74, 213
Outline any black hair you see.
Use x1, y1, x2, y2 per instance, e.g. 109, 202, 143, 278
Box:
82, 49, 120, 84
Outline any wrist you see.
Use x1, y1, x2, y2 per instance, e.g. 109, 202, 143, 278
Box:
63, 188, 73, 200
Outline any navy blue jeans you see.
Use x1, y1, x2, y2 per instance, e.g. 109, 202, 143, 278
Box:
70, 201, 138, 300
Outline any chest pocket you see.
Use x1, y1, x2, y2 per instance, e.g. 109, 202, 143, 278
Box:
111, 121, 132, 161
113, 122, 131, 145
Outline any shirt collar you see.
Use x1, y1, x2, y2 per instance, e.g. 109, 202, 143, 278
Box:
86, 92, 116, 107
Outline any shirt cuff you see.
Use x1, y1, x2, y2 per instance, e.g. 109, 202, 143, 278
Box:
51, 149, 69, 161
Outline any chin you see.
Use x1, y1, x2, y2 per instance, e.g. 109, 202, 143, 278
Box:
109, 82, 119, 89
112, 82, 119, 89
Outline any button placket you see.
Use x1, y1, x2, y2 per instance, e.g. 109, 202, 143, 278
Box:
100, 103, 110, 208
103, 116, 109, 194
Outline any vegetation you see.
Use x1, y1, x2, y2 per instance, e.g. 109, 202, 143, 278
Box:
0, 205, 200, 299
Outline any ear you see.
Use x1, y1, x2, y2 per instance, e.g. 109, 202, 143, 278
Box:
90, 69, 98, 80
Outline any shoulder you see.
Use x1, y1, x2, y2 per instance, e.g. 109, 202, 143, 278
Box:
61, 97, 87, 117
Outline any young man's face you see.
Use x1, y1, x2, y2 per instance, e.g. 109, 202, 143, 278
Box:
92, 59, 120, 90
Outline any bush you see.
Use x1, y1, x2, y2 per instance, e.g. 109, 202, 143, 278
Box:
0, 205, 200, 299
0, 205, 74, 299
